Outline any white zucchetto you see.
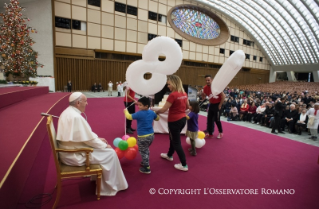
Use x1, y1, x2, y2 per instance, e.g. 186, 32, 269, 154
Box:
69, 92, 82, 102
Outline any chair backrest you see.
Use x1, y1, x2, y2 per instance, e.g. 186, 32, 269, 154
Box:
46, 115, 61, 175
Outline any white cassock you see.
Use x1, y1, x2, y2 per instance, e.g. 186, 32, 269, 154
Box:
56, 106, 128, 196
119, 84, 124, 93
117, 84, 121, 92
307, 108, 319, 129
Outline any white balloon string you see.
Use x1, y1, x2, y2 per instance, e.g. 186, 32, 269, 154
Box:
125, 88, 127, 136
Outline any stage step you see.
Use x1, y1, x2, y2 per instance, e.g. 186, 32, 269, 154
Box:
0, 86, 49, 109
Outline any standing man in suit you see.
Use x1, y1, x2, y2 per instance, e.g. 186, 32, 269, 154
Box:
271, 97, 286, 134
67, 80, 72, 92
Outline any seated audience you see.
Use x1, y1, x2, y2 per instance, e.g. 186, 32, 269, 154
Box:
261, 103, 274, 127
98, 83, 104, 92
281, 104, 298, 133
92, 82, 98, 92
239, 99, 249, 121
227, 104, 239, 121
254, 103, 266, 124
295, 109, 308, 135
246, 102, 257, 122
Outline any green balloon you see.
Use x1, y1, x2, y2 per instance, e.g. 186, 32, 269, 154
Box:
118, 140, 129, 151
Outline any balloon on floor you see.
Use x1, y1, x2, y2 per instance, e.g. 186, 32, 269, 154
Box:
210, 50, 245, 97
113, 136, 138, 160
186, 136, 206, 148
125, 36, 183, 96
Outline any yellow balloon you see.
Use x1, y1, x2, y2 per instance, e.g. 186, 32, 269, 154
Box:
127, 137, 137, 147
198, 131, 205, 139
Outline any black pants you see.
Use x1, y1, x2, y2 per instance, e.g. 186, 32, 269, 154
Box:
118, 92, 121, 97
67, 87, 71, 92
254, 114, 263, 123
261, 116, 272, 126
281, 119, 295, 133
271, 116, 281, 132
295, 123, 306, 134
124, 102, 135, 129
167, 117, 187, 166
246, 113, 255, 122
206, 103, 223, 135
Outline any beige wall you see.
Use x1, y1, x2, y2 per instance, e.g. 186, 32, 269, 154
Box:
53, 0, 271, 71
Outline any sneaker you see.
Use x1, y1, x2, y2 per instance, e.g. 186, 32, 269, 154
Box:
140, 162, 149, 167
217, 133, 223, 139
174, 163, 188, 171
126, 128, 133, 134
190, 151, 197, 156
130, 128, 136, 131
139, 166, 151, 174
205, 133, 214, 138
256, 122, 259, 125
160, 153, 173, 161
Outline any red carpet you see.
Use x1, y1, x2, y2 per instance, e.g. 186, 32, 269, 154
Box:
18, 97, 319, 209
0, 92, 70, 209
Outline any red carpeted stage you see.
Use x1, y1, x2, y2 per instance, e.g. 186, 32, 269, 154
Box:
0, 87, 70, 209
9, 97, 319, 209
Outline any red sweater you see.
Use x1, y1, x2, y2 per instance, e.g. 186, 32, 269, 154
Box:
240, 103, 250, 112
248, 106, 257, 114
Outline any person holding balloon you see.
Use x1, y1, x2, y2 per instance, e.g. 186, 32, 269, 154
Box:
202, 75, 225, 139
124, 97, 160, 174
186, 101, 200, 156
155, 75, 189, 172
124, 86, 137, 134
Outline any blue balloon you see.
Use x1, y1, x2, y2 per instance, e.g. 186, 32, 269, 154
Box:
113, 138, 122, 148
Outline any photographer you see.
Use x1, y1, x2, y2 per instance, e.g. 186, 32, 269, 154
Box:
271, 97, 286, 134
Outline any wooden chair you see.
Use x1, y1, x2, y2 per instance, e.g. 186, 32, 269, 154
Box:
46, 116, 102, 209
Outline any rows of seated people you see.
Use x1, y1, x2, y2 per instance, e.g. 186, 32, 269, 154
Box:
217, 82, 319, 136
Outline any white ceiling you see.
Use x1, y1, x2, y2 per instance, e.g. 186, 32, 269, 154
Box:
193, 0, 319, 67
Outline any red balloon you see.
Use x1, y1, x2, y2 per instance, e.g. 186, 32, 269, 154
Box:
133, 144, 138, 151
115, 148, 125, 159
125, 148, 137, 160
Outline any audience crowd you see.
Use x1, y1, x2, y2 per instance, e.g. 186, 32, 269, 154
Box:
197, 81, 319, 140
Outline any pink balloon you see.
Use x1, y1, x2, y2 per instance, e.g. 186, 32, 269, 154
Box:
122, 135, 130, 140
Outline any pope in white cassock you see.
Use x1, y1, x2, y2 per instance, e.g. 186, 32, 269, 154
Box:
56, 92, 128, 196
307, 103, 319, 141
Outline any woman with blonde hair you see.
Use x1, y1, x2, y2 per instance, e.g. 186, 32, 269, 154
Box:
155, 75, 189, 171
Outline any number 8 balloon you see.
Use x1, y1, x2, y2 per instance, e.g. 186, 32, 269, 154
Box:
126, 36, 183, 96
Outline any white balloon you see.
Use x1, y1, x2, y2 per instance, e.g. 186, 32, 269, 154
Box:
186, 137, 191, 145
195, 138, 206, 148
125, 36, 183, 96
211, 50, 245, 97
126, 61, 167, 96
143, 36, 183, 75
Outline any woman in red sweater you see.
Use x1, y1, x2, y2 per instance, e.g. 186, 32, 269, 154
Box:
155, 75, 189, 172
239, 99, 249, 121
246, 102, 257, 122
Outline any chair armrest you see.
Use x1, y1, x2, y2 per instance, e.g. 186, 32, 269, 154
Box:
56, 148, 93, 153
56, 148, 94, 171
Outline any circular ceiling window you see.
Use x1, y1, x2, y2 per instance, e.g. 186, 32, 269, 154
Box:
168, 5, 230, 46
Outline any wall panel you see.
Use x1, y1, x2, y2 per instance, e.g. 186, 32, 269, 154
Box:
55, 55, 269, 91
